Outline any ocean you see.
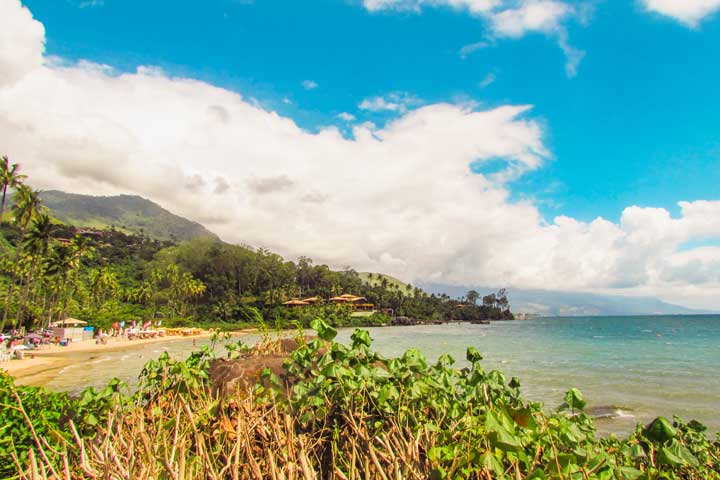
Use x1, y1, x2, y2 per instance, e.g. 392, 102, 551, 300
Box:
16, 315, 720, 436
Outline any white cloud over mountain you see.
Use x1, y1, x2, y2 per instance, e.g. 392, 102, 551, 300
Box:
641, 0, 720, 26
2, 0, 720, 309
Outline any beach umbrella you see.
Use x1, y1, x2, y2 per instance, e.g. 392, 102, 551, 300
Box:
24, 333, 43, 340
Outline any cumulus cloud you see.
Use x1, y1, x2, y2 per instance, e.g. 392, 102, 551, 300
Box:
2, 1, 720, 309
337, 112, 356, 121
364, 0, 586, 77
0, 0, 45, 88
641, 0, 720, 26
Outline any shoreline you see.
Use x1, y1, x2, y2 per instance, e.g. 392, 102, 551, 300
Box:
2, 329, 257, 380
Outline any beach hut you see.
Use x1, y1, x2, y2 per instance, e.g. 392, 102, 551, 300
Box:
50, 318, 88, 327
50, 318, 94, 342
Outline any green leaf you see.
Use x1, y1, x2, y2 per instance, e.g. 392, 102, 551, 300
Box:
563, 388, 586, 411
350, 329, 372, 348
629, 444, 646, 459
659, 439, 699, 467
310, 318, 337, 341
616, 466, 645, 480
479, 450, 505, 476
642, 417, 677, 444
466, 346, 483, 364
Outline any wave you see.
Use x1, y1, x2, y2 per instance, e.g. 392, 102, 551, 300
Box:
586, 405, 635, 420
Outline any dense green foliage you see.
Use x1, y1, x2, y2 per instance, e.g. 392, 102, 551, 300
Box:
38, 190, 218, 242
2, 325, 718, 478
0, 372, 125, 477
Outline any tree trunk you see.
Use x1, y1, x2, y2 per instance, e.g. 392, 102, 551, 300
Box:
0, 184, 7, 221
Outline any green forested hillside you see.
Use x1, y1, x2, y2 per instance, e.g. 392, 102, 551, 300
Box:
39, 190, 217, 242
358, 271, 413, 293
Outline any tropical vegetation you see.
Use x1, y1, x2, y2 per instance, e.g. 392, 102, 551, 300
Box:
2, 323, 718, 479
0, 158, 512, 333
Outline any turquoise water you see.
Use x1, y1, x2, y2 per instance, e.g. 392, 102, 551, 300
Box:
16, 316, 720, 436
338, 316, 720, 435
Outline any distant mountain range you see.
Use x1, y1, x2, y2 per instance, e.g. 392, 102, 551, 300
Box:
40, 190, 217, 242
420, 283, 715, 316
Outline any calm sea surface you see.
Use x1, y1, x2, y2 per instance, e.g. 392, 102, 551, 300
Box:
17, 316, 720, 436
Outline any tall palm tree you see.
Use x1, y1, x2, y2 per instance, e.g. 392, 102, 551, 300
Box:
2, 185, 42, 328
56, 235, 92, 324
17, 214, 55, 326
43, 244, 74, 326
0, 156, 26, 221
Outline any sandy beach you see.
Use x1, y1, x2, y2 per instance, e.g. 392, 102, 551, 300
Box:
2, 330, 254, 379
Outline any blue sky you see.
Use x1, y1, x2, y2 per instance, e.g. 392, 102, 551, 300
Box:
3, 0, 720, 308
23, 0, 720, 222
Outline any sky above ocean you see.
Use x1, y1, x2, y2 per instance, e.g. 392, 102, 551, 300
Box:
2, 0, 720, 308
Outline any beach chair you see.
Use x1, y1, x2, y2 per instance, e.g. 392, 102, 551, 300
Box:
0, 350, 10, 362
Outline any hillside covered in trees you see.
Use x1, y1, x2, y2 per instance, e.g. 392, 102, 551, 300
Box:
38, 190, 218, 242
0, 158, 512, 332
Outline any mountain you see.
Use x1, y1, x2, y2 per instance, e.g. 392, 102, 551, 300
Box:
419, 283, 714, 316
39, 190, 218, 242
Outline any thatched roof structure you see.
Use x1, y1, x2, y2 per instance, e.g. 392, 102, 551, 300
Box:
329, 294, 367, 303
50, 318, 88, 327
282, 299, 310, 306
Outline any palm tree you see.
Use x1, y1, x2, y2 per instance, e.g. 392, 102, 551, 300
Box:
17, 214, 55, 326
59, 235, 93, 322
466, 290, 480, 306
88, 268, 119, 312
2, 185, 42, 328
10, 184, 41, 230
0, 156, 26, 221
43, 244, 75, 326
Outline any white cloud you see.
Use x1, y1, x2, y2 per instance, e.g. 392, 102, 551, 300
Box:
3, 1, 720, 309
301, 80, 318, 90
363, 0, 500, 14
364, 0, 586, 77
0, 0, 45, 88
478, 72, 496, 87
78, 0, 104, 7
641, 0, 720, 26
489, 0, 571, 37
458, 41, 489, 59
337, 112, 356, 121
358, 92, 422, 112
